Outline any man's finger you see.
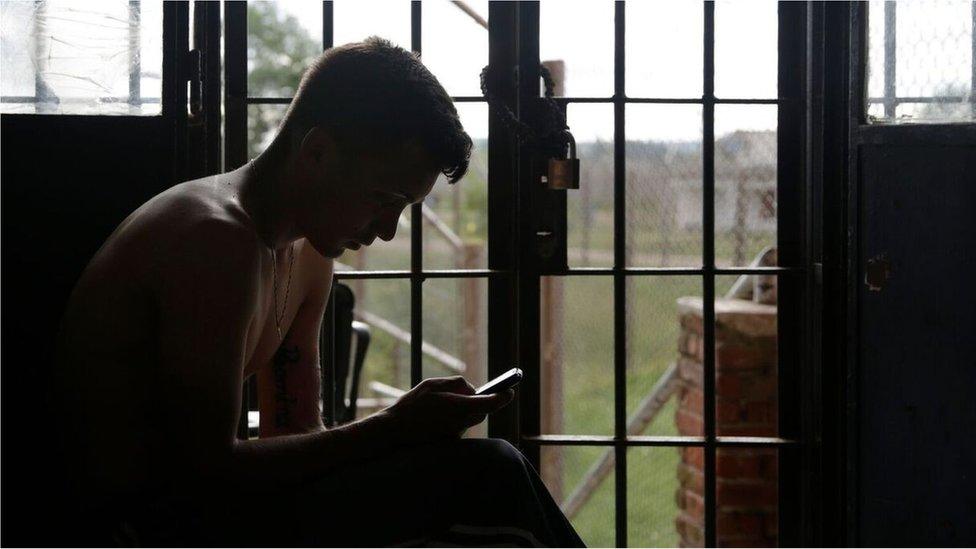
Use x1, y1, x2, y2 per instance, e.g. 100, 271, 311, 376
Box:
430, 375, 475, 395
443, 390, 513, 414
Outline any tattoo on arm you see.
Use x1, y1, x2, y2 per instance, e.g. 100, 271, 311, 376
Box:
272, 345, 300, 428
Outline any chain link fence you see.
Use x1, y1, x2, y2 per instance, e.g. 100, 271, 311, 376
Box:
867, 0, 976, 123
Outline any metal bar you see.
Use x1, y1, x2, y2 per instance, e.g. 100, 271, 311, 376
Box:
522, 434, 800, 447
245, 97, 293, 104
515, 0, 542, 468
0, 96, 162, 104
702, 2, 717, 547
354, 310, 466, 373
612, 2, 627, 547
128, 1, 141, 108
450, 96, 489, 102
883, 1, 896, 118
972, 0, 975, 119
549, 97, 783, 105
486, 1, 520, 444
561, 266, 803, 276
334, 269, 509, 280
223, 1, 247, 170
778, 2, 808, 545
867, 96, 970, 104
410, 0, 423, 388
846, 3, 867, 544
323, 1, 333, 50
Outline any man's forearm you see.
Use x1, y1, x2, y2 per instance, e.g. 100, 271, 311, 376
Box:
227, 410, 399, 493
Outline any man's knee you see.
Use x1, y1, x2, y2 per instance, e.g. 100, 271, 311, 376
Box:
459, 438, 527, 473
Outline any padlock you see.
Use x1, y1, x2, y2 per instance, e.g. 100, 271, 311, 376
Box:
546, 132, 579, 190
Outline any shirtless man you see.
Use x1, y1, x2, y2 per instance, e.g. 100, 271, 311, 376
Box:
55, 38, 583, 546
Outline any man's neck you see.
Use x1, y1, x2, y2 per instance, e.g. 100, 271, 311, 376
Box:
239, 143, 300, 251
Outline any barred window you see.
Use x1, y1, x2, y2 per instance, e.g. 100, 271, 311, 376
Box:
866, 0, 976, 123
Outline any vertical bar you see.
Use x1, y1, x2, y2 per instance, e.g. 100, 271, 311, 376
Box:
128, 1, 142, 109
486, 1, 520, 443
410, 1, 423, 388
612, 2, 627, 547
883, 1, 896, 118
516, 1, 542, 468
223, 1, 247, 170
702, 2, 717, 548
323, 1, 334, 50
971, 0, 975, 118
778, 2, 807, 545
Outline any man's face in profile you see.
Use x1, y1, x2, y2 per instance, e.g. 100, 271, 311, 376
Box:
296, 139, 439, 259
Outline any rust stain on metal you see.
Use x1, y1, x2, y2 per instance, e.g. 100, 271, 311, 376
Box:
865, 254, 891, 292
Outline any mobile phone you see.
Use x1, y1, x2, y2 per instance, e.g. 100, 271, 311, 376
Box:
475, 367, 523, 395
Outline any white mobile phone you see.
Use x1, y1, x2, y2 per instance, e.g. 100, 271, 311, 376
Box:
475, 367, 523, 395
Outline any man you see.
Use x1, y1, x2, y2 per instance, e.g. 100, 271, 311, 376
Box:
55, 38, 583, 546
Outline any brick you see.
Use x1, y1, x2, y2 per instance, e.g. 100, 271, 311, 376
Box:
717, 398, 745, 423
681, 386, 704, 413
675, 512, 704, 547
717, 344, 774, 371
716, 371, 743, 397
763, 514, 779, 538
681, 313, 704, 335
739, 375, 778, 400
684, 489, 705, 520
677, 463, 705, 494
679, 331, 705, 361
716, 453, 763, 479
716, 480, 779, 508
717, 511, 763, 538
716, 423, 778, 437
676, 407, 704, 436
682, 446, 705, 470
678, 357, 703, 385
744, 401, 772, 423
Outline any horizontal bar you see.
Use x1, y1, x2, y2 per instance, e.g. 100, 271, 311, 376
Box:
334, 268, 510, 280
558, 266, 803, 276
867, 96, 971, 104
522, 434, 799, 447
1, 96, 161, 104
247, 96, 487, 105
552, 96, 783, 105
246, 97, 292, 105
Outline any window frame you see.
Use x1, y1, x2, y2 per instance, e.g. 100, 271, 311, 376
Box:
223, 2, 817, 546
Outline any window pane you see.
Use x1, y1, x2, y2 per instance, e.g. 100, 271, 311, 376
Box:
422, 277, 488, 437
540, 445, 615, 547
867, 0, 975, 123
626, 104, 704, 268
1, 1, 162, 115
347, 278, 412, 420
540, 276, 613, 436
626, 1, 703, 99
714, 0, 778, 99
248, 103, 288, 160
247, 1, 322, 97
628, 277, 702, 437
540, 0, 614, 97
421, 0, 488, 97
333, 0, 410, 50
630, 446, 698, 547
423, 103, 488, 270
714, 105, 777, 268
567, 103, 614, 269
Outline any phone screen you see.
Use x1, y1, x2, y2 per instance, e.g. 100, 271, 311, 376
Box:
475, 367, 523, 395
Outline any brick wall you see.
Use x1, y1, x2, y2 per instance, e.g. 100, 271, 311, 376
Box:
674, 296, 778, 547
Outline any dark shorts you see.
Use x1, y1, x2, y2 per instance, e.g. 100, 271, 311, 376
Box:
124, 438, 584, 547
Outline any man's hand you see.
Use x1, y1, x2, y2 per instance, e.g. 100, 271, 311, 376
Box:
380, 376, 515, 444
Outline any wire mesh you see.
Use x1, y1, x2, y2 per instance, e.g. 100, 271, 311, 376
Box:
867, 0, 975, 123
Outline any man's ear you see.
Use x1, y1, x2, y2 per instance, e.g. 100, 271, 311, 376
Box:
298, 126, 338, 169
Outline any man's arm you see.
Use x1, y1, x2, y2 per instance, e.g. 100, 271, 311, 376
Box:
256, 243, 331, 437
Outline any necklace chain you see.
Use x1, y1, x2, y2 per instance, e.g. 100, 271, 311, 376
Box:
271, 242, 295, 341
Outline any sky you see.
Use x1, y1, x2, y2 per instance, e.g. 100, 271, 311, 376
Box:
266, 0, 780, 141
2, 0, 971, 127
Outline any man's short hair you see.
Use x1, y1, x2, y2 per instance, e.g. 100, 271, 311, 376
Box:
283, 37, 472, 184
